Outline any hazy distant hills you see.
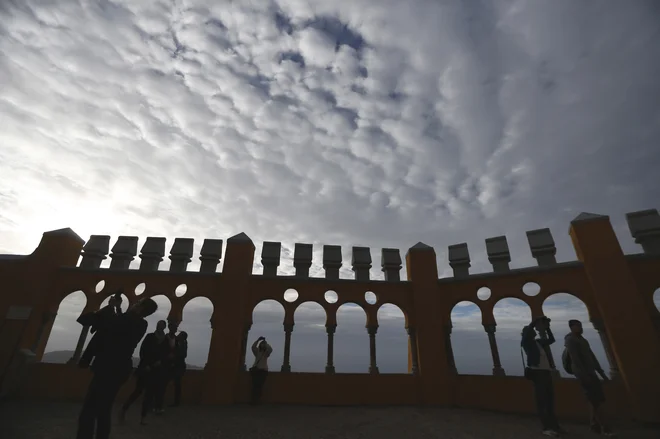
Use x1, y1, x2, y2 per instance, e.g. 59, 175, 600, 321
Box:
41, 351, 203, 370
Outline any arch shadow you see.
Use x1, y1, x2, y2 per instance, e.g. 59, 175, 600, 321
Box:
450, 301, 490, 375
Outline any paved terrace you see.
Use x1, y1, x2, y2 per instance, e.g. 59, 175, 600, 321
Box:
2, 402, 659, 439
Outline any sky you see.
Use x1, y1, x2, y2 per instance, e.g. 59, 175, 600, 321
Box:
2, 0, 660, 375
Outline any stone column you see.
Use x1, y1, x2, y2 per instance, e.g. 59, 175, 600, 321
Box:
325, 324, 336, 374
484, 324, 506, 376
368, 326, 379, 374
240, 323, 251, 371
591, 318, 620, 380
445, 323, 457, 374
407, 327, 419, 375
67, 325, 90, 364
281, 323, 293, 372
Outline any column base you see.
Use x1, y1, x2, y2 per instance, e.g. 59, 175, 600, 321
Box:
281, 365, 291, 373
369, 366, 379, 375
492, 367, 506, 377
325, 365, 335, 374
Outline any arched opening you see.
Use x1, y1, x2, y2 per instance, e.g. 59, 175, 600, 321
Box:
654, 287, 660, 313
542, 292, 610, 378
249, 300, 285, 372
375, 304, 408, 373
290, 302, 327, 372
493, 298, 532, 376
42, 290, 87, 363
450, 301, 490, 375
134, 295, 172, 362
181, 297, 214, 369
334, 303, 369, 373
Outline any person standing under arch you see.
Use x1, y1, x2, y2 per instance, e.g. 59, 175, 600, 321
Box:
249, 336, 272, 405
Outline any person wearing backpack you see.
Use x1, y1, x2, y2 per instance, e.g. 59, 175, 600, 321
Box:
563, 320, 615, 437
521, 316, 565, 436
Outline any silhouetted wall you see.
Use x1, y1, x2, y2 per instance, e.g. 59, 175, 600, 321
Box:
1, 209, 659, 423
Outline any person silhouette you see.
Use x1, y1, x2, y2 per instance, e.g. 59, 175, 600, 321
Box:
76, 297, 157, 439
249, 336, 273, 405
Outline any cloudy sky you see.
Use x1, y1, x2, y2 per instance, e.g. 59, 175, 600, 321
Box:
2, 1, 660, 375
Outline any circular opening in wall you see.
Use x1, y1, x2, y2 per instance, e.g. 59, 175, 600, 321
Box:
284, 288, 299, 303
365, 291, 377, 305
135, 283, 146, 296
477, 287, 491, 301
95, 280, 106, 293
522, 282, 541, 297
325, 290, 338, 303
175, 284, 188, 297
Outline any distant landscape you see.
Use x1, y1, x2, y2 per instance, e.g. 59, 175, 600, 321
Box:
42, 350, 204, 370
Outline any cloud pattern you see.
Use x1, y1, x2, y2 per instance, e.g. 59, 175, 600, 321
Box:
3, 0, 660, 374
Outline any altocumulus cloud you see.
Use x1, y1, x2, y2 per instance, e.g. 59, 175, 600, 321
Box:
2, 0, 660, 373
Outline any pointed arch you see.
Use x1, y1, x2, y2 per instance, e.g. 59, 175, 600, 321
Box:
334, 303, 369, 373
492, 298, 532, 376
450, 301, 490, 375
375, 304, 407, 373
181, 297, 214, 369
290, 302, 327, 372
42, 290, 87, 362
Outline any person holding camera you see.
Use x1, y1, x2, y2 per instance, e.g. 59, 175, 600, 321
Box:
521, 316, 565, 437
76, 297, 157, 439
77, 291, 123, 368
249, 336, 273, 405
563, 320, 615, 436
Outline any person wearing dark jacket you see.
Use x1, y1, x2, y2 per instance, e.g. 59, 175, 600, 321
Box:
76, 297, 157, 439
170, 331, 188, 407
521, 316, 565, 437
564, 320, 615, 436
154, 320, 179, 413
120, 320, 168, 425
78, 292, 123, 368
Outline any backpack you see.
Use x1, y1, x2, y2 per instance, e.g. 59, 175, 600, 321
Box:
562, 347, 573, 374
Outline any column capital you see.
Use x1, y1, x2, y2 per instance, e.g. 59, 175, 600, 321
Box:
367, 326, 378, 336
590, 317, 604, 332
406, 326, 416, 336
326, 324, 337, 334
283, 322, 294, 333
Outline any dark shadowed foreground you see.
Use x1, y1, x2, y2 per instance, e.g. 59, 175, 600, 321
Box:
2, 402, 659, 439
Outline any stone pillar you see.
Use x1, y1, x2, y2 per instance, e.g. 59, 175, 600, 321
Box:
109, 236, 138, 270
240, 323, 251, 371
570, 212, 660, 421
526, 228, 557, 267
381, 248, 402, 281
407, 327, 419, 375
445, 323, 457, 374
448, 243, 471, 278
261, 241, 281, 277
169, 238, 194, 272
323, 245, 342, 280
591, 318, 620, 380
67, 325, 90, 364
325, 324, 336, 374
406, 241, 453, 405
79, 235, 110, 269
484, 324, 506, 376
281, 323, 294, 372
201, 232, 253, 405
139, 237, 166, 271
293, 243, 313, 278
199, 239, 223, 273
485, 236, 511, 273
367, 326, 379, 374
352, 247, 372, 281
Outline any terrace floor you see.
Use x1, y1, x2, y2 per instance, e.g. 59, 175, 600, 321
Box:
2, 401, 659, 439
